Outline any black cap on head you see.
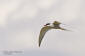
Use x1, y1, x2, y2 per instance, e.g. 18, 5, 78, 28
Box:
44, 23, 50, 26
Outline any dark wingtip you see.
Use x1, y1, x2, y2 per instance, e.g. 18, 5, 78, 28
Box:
38, 40, 41, 47
39, 43, 40, 47
39, 45, 40, 47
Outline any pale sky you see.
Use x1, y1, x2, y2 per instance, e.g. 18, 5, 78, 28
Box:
0, 0, 85, 56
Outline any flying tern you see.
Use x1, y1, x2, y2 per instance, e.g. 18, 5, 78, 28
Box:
38, 21, 69, 47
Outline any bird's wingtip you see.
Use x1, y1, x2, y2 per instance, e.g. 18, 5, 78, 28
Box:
39, 43, 41, 47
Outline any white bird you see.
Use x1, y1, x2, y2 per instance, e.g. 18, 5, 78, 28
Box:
38, 21, 70, 47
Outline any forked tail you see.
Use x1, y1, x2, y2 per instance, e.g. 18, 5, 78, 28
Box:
60, 28, 71, 31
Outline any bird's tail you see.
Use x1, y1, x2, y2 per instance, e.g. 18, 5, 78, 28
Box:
60, 28, 71, 31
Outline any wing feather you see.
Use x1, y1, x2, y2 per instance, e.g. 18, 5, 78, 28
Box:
39, 26, 52, 47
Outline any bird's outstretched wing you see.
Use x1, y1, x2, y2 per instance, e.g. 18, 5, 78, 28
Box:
39, 26, 52, 47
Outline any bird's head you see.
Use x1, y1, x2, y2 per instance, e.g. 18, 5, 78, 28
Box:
44, 23, 50, 26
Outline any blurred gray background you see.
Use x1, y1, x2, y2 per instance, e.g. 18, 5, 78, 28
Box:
0, 0, 85, 56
